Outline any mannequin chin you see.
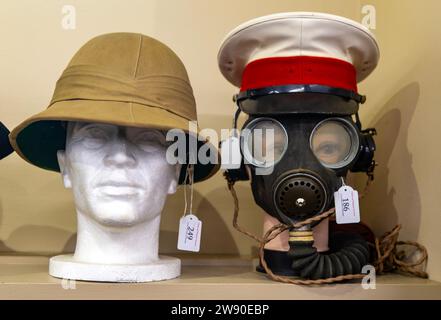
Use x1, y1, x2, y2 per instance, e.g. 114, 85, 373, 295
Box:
49, 121, 182, 282
263, 214, 329, 252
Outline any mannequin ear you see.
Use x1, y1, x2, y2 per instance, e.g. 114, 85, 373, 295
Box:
57, 150, 72, 189
167, 164, 181, 194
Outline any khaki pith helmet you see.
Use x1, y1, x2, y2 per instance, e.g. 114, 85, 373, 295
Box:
10, 32, 218, 183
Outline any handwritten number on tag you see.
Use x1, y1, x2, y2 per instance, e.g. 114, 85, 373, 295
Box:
334, 186, 360, 224
178, 214, 202, 252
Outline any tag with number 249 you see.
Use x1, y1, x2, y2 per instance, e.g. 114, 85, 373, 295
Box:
177, 214, 202, 252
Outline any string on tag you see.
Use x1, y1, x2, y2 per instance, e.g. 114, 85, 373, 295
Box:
183, 164, 195, 217
178, 164, 201, 252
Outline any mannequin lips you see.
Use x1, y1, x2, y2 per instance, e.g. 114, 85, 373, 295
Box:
95, 181, 143, 198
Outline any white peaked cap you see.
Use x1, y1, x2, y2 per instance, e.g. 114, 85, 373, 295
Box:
218, 12, 380, 90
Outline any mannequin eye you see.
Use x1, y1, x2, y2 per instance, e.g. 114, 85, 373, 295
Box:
310, 119, 359, 168
85, 127, 108, 139
80, 125, 112, 149
317, 142, 342, 155
133, 131, 166, 152
242, 118, 288, 168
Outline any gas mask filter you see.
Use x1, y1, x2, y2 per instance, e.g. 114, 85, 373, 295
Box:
218, 12, 380, 280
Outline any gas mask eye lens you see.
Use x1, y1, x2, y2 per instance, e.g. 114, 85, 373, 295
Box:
310, 119, 359, 168
242, 118, 288, 168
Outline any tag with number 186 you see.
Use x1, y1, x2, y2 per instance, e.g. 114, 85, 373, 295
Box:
334, 185, 360, 224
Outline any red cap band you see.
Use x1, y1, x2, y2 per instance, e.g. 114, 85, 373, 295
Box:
240, 56, 357, 93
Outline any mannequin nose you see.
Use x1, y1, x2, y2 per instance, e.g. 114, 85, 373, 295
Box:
104, 139, 137, 168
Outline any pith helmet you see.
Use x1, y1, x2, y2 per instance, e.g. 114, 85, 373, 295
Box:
10, 32, 218, 183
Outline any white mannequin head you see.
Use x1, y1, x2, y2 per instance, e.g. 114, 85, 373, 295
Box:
54, 122, 181, 269
57, 122, 180, 228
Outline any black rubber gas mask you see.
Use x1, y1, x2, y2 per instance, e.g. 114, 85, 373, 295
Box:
224, 92, 377, 279
227, 93, 376, 227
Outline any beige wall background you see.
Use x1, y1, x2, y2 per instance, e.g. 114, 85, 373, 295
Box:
0, 0, 439, 281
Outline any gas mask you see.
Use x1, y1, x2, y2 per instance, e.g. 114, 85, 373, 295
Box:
240, 112, 375, 226
225, 93, 376, 279
218, 12, 380, 279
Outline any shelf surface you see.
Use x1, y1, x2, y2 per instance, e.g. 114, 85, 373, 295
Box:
0, 255, 440, 300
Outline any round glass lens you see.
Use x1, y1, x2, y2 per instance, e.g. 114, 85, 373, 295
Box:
311, 121, 353, 167
244, 119, 287, 167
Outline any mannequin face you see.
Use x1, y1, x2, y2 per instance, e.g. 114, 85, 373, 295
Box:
57, 122, 180, 228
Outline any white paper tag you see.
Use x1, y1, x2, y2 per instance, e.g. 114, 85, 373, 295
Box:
220, 136, 242, 170
334, 185, 360, 224
177, 214, 202, 252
